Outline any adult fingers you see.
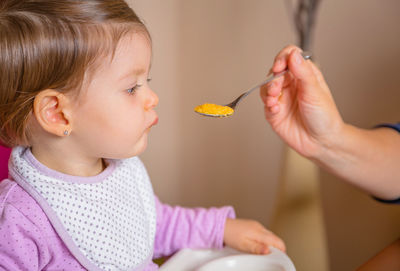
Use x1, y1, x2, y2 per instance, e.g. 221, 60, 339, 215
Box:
309, 61, 331, 92
272, 45, 302, 73
287, 49, 318, 88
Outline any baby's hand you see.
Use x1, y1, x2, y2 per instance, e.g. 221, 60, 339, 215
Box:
223, 218, 286, 254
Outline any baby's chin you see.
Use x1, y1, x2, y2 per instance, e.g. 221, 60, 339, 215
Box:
113, 142, 148, 159
100, 133, 149, 159
103, 150, 145, 160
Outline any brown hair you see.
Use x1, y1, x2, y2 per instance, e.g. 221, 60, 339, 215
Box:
0, 0, 149, 147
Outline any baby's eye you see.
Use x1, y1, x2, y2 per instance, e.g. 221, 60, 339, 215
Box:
127, 84, 141, 95
126, 78, 152, 95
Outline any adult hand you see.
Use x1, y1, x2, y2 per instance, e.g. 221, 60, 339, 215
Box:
260, 45, 344, 159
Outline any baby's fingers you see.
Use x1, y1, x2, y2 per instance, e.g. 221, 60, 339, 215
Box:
258, 234, 286, 253
247, 240, 270, 255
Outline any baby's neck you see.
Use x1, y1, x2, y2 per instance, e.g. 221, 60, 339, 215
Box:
30, 145, 106, 177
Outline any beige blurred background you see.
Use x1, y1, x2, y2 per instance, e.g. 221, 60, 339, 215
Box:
128, 1, 400, 271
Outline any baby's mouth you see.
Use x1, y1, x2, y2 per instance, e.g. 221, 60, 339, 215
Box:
151, 117, 159, 127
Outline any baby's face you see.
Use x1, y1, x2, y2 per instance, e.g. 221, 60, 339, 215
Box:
70, 32, 158, 159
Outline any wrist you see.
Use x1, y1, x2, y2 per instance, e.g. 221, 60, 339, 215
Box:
310, 122, 353, 165
223, 218, 233, 245
311, 123, 372, 183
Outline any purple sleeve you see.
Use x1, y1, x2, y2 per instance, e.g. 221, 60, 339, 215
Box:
0, 194, 50, 270
153, 196, 236, 259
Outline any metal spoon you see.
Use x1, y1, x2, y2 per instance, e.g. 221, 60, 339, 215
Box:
195, 52, 312, 117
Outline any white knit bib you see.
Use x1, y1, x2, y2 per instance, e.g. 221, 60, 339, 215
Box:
9, 147, 156, 271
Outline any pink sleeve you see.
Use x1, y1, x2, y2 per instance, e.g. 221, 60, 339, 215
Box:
0, 200, 50, 271
153, 196, 236, 259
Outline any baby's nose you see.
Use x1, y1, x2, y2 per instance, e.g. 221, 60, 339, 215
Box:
145, 89, 158, 110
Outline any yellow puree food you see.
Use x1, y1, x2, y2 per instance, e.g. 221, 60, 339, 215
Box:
194, 103, 234, 116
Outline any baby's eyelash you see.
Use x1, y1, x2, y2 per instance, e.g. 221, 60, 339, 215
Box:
127, 85, 140, 95
127, 78, 152, 95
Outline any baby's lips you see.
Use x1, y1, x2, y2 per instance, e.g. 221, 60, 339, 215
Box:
150, 117, 158, 127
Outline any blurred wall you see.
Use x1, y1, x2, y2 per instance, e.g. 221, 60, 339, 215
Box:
128, 1, 400, 271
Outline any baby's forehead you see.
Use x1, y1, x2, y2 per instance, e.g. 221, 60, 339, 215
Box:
111, 33, 151, 67
88, 33, 152, 81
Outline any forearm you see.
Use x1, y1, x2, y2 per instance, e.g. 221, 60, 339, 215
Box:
313, 124, 400, 200
153, 197, 235, 258
356, 239, 400, 271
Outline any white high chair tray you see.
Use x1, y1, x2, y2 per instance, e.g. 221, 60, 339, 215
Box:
159, 246, 296, 271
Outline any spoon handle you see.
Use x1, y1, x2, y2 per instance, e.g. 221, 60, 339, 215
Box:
238, 71, 286, 102
227, 52, 312, 108
227, 70, 287, 109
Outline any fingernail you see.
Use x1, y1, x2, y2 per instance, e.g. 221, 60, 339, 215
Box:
266, 81, 274, 88
275, 58, 283, 68
295, 51, 303, 64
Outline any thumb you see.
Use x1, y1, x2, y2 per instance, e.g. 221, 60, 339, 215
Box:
287, 50, 318, 88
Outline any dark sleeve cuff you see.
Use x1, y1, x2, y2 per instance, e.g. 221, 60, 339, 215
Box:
371, 123, 400, 204
375, 123, 400, 133
372, 196, 400, 204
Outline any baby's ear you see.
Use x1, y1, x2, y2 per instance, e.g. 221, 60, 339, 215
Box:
33, 89, 72, 137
